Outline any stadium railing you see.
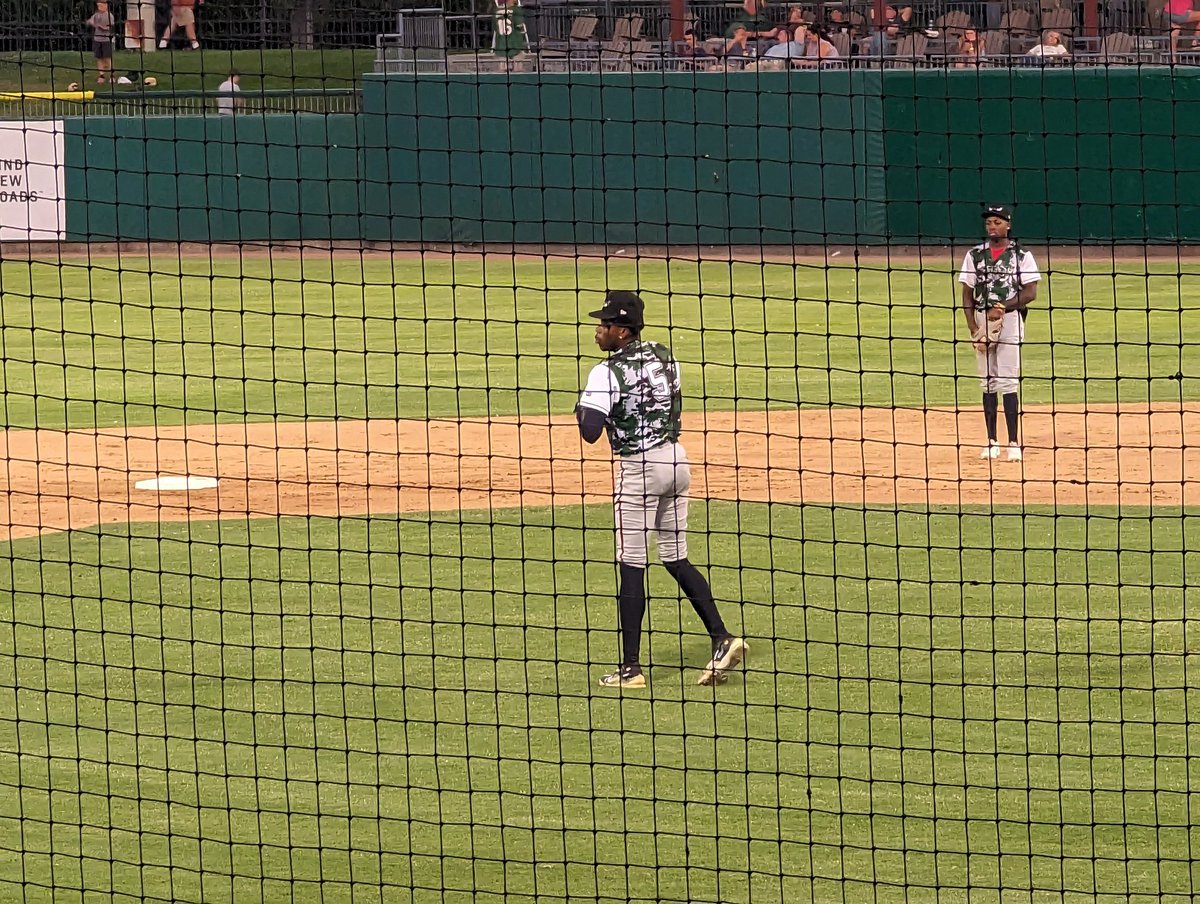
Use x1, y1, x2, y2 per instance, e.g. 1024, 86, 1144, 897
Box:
0, 88, 361, 121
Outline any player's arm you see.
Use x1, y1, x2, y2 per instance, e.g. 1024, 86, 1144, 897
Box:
960, 283, 979, 333
575, 363, 617, 445
575, 407, 606, 443
958, 255, 980, 335
1005, 251, 1042, 312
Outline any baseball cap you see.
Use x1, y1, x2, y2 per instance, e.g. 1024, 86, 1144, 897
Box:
983, 204, 1012, 221
588, 290, 645, 332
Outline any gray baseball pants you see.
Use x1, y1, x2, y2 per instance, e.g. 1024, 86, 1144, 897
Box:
615, 441, 690, 567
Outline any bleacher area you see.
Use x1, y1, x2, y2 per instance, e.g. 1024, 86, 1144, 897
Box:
378, 0, 1196, 74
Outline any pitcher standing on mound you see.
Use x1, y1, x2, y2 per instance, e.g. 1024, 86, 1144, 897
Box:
959, 205, 1042, 461
575, 291, 747, 689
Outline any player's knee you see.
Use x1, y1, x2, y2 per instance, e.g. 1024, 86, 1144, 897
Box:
618, 550, 648, 568
996, 378, 1019, 394
662, 556, 688, 576
659, 540, 688, 565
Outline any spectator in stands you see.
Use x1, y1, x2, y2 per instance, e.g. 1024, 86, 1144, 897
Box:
955, 27, 985, 66
160, 0, 202, 50
1165, 0, 1200, 56
1025, 30, 1069, 59
725, 0, 775, 38
216, 70, 241, 116
826, 8, 852, 34
85, 1, 114, 84
795, 23, 840, 64
680, 28, 710, 57
762, 24, 808, 60
866, 18, 901, 55
890, 4, 916, 31
723, 23, 752, 60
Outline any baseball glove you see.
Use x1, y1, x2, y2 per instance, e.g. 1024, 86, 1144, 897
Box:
973, 304, 1005, 346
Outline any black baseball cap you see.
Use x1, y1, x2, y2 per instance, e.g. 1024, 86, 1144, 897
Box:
588, 290, 645, 332
983, 205, 1012, 221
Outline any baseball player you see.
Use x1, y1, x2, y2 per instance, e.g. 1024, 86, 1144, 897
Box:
959, 205, 1041, 461
491, 0, 529, 58
575, 291, 747, 689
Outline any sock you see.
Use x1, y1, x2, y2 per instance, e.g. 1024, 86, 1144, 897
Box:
663, 559, 729, 642
983, 392, 998, 443
1003, 392, 1020, 445
617, 563, 647, 666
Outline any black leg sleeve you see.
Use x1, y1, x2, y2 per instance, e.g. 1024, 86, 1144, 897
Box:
663, 558, 730, 642
1003, 392, 1020, 445
618, 563, 647, 666
983, 392, 999, 443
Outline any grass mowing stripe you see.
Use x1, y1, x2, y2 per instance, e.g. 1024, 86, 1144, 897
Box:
0, 503, 1197, 903
1, 257, 1200, 428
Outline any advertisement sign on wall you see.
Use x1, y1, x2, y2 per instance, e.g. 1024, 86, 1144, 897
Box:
0, 120, 65, 241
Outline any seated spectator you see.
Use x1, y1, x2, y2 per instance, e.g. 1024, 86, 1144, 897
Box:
1026, 29, 1069, 59
955, 27, 985, 66
795, 23, 840, 64
679, 28, 710, 58
1165, 0, 1200, 55
826, 8, 851, 34
725, 0, 774, 38
723, 23, 752, 58
891, 4, 916, 31
763, 24, 808, 59
866, 20, 901, 55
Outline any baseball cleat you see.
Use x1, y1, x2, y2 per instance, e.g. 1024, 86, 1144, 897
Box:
1007, 444, 1023, 462
697, 636, 747, 686
979, 442, 1001, 460
598, 664, 646, 689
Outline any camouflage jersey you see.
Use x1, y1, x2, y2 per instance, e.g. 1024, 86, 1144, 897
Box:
492, 0, 528, 57
576, 340, 683, 457
958, 242, 1041, 314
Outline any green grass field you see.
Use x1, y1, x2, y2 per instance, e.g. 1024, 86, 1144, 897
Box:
2, 254, 1200, 903
1, 255, 1199, 430
0, 49, 370, 93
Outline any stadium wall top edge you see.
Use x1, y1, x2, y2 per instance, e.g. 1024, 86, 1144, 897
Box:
4, 241, 1200, 262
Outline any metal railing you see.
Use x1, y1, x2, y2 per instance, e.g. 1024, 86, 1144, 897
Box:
0, 88, 361, 120
520, 0, 1151, 45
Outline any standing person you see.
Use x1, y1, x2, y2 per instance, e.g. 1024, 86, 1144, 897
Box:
85, 1, 115, 84
959, 205, 1041, 462
491, 0, 529, 58
160, 0, 202, 50
215, 70, 241, 115
575, 291, 748, 689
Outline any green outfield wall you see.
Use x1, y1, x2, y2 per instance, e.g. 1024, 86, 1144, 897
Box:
64, 115, 364, 241
60, 68, 1200, 244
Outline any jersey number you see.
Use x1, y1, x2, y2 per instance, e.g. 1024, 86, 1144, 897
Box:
495, 16, 512, 34
644, 361, 672, 402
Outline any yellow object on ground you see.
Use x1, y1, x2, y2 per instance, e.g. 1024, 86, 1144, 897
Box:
0, 91, 95, 102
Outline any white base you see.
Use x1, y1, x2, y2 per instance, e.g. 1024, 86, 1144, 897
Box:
135, 475, 218, 491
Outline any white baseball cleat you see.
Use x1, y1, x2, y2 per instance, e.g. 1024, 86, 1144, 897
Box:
1007, 444, 1023, 462
979, 442, 1000, 460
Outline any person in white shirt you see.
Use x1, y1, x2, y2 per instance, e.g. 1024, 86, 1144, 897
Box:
762, 24, 807, 59
1026, 30, 1069, 58
794, 23, 840, 65
216, 70, 241, 116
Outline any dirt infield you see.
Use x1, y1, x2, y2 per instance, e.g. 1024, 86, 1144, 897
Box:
0, 402, 1196, 541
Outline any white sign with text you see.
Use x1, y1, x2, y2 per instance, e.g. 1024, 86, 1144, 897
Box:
0, 121, 66, 241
